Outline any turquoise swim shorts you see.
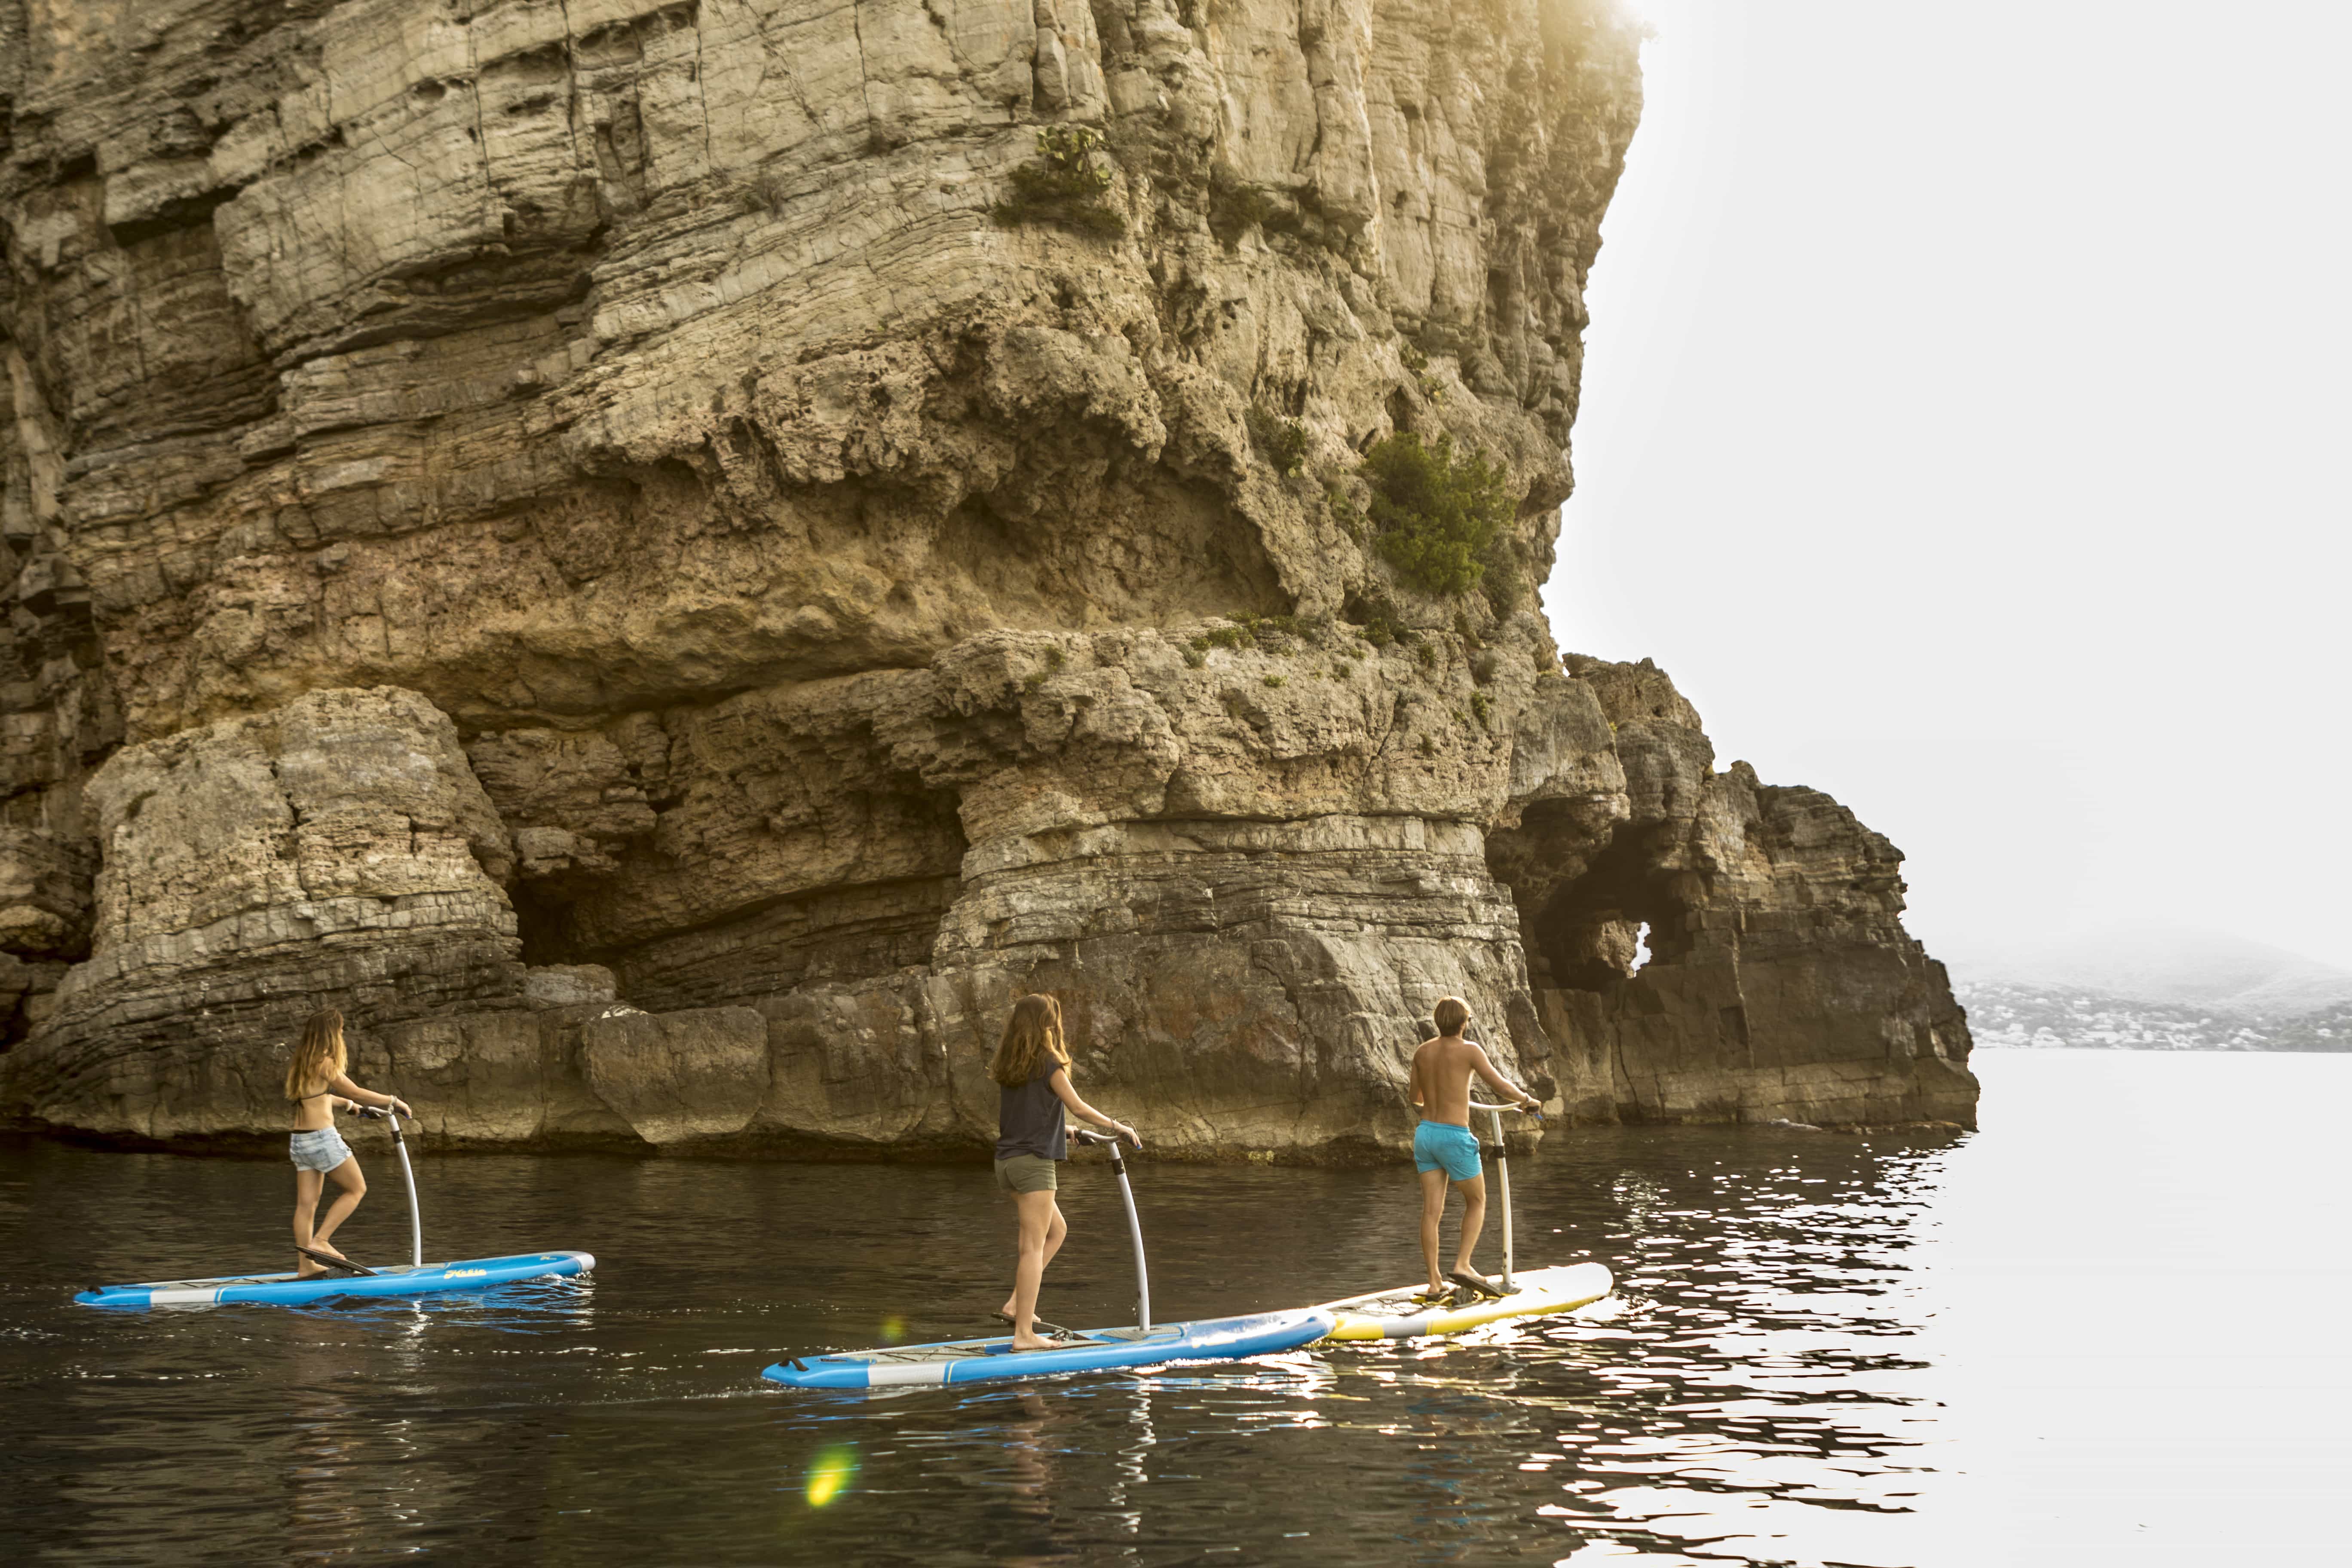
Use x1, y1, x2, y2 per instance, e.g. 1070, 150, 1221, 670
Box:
1413, 1120, 1482, 1182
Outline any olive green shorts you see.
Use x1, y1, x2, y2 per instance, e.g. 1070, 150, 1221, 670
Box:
993, 1154, 1059, 1194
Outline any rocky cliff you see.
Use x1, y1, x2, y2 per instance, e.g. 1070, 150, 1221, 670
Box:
0, 0, 1975, 1155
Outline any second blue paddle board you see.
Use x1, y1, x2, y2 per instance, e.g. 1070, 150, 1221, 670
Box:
763, 1307, 1334, 1389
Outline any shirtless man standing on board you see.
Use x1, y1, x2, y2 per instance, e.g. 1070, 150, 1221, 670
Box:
1409, 996, 1542, 1297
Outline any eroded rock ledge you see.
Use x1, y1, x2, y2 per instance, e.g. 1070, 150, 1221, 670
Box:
0, 0, 1973, 1157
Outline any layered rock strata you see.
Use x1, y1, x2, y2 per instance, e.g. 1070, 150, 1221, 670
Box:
0, 0, 1974, 1155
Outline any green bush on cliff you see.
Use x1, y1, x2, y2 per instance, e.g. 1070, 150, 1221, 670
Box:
1357, 433, 1514, 597
992, 126, 1125, 237
1193, 611, 1322, 657
1246, 407, 1309, 476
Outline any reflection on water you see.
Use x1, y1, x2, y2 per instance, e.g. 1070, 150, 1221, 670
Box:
4, 1050, 2349, 1566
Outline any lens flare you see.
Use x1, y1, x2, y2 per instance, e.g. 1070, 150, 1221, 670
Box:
879, 1315, 907, 1343
805, 1446, 858, 1507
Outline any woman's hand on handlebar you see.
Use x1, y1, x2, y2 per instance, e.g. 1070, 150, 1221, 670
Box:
1109, 1120, 1142, 1149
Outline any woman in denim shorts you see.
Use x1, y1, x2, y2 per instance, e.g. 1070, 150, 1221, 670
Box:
988, 993, 1139, 1351
284, 1009, 412, 1276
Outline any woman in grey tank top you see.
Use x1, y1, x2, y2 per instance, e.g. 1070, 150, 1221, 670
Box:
989, 994, 1140, 1350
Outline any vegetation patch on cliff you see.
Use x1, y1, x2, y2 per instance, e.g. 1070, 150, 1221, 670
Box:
1246, 408, 1309, 476
1354, 434, 1514, 597
993, 126, 1125, 237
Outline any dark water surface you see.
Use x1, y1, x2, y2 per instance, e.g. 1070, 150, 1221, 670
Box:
4, 1050, 2346, 1566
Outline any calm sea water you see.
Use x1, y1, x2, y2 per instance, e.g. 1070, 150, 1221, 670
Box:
3, 1050, 2345, 1566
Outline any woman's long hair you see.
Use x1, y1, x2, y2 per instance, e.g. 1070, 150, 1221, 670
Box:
990, 994, 1070, 1088
285, 1008, 348, 1099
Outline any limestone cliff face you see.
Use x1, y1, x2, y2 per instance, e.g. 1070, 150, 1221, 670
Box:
0, 0, 1975, 1153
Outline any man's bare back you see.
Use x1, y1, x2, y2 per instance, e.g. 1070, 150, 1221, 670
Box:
1410, 1032, 1536, 1127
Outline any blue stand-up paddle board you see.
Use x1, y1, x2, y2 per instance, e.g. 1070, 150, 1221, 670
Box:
765, 1129, 1331, 1389
77, 1251, 597, 1310
76, 1107, 593, 1310
763, 1307, 1334, 1388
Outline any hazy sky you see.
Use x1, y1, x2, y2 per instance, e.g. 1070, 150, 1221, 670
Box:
1542, 0, 2352, 968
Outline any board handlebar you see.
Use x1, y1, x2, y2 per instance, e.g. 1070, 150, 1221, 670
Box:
1470, 1098, 1541, 1115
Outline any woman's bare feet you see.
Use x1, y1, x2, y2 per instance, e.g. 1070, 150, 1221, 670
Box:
294, 1240, 348, 1278
1010, 1332, 1054, 1352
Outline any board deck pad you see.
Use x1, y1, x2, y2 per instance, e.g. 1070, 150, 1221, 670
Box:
76, 1251, 595, 1309
763, 1308, 1336, 1389
1319, 1262, 1613, 1341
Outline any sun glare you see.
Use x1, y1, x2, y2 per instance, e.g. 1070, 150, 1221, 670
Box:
805, 1446, 858, 1507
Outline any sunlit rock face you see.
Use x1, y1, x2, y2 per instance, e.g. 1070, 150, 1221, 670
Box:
0, 0, 1974, 1153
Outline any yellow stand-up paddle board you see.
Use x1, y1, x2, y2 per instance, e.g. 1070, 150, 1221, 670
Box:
1319, 1261, 1614, 1340
1317, 1067, 1617, 1341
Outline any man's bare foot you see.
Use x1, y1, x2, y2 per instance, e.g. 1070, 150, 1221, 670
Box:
1448, 1265, 1501, 1297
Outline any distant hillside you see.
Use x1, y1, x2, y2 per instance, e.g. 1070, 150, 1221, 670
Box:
2268, 1001, 2352, 1053
1944, 928, 2352, 1017
1954, 980, 2352, 1053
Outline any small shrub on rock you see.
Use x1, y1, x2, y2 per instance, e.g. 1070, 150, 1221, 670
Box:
1196, 621, 1251, 652
1199, 611, 1319, 656
993, 126, 1125, 237
1246, 407, 1309, 476
1326, 482, 1368, 542
1359, 433, 1514, 597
